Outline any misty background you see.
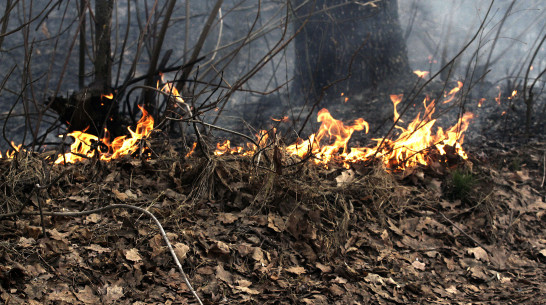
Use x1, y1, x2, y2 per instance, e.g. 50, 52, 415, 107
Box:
0, 0, 544, 152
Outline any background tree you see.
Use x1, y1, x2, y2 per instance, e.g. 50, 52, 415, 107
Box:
292, 0, 411, 103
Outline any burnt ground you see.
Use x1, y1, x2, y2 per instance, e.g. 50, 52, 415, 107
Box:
0, 128, 545, 304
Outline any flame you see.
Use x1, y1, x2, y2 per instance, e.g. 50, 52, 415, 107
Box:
160, 73, 185, 104
390, 94, 404, 123
413, 70, 430, 78
442, 81, 463, 104
101, 93, 114, 99
286, 109, 369, 167
212, 82, 473, 171
478, 98, 486, 107
55, 105, 154, 164
271, 116, 289, 122
0, 142, 22, 159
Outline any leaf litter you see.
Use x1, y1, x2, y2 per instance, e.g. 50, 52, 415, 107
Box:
0, 139, 544, 304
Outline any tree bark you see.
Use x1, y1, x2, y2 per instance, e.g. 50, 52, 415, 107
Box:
293, 0, 411, 101
93, 0, 113, 91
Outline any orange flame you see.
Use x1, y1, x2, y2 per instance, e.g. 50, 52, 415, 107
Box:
390, 94, 404, 123
442, 81, 463, 104
101, 93, 114, 100
55, 105, 154, 164
212, 82, 473, 171
413, 70, 430, 78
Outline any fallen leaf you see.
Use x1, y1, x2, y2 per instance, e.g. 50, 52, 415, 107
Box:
335, 170, 356, 186
85, 213, 101, 224
85, 244, 111, 254
412, 259, 426, 271
112, 189, 128, 201
173, 243, 190, 261
75, 286, 100, 304
104, 285, 123, 303
219, 212, 239, 224
125, 248, 142, 262
467, 247, 489, 262
216, 263, 233, 284
267, 214, 285, 232
315, 262, 332, 273
285, 266, 306, 275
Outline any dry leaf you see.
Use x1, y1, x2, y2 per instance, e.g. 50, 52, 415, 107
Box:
85, 244, 111, 253
75, 286, 100, 304
467, 247, 489, 262
267, 214, 285, 232
174, 243, 190, 261
412, 259, 426, 271
285, 266, 306, 275
125, 248, 142, 262
112, 189, 128, 201
104, 285, 123, 303
219, 213, 239, 224
335, 170, 356, 186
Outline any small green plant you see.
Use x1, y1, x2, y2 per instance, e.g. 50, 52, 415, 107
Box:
446, 169, 475, 201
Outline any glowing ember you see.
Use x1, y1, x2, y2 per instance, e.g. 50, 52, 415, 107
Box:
55, 105, 154, 164
101, 93, 114, 99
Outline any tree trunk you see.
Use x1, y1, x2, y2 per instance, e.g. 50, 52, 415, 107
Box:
293, 0, 411, 102
93, 0, 113, 91
50, 0, 122, 137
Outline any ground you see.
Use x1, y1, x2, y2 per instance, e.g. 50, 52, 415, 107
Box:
0, 132, 544, 304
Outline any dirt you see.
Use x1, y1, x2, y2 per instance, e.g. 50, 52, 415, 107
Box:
0, 135, 544, 304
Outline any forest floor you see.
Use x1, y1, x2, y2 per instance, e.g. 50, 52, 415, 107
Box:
0, 79, 545, 304
0, 134, 545, 304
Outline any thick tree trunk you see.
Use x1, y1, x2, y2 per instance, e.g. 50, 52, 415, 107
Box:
293, 0, 411, 102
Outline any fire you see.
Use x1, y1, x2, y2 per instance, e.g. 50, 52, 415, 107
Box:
286, 109, 369, 167
390, 94, 404, 123
413, 70, 429, 78
101, 93, 114, 99
54, 105, 154, 164
160, 72, 185, 104
442, 81, 463, 104
2, 80, 473, 172
209, 82, 473, 171
0, 142, 21, 159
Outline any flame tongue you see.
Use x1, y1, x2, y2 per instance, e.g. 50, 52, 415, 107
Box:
55, 105, 154, 164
